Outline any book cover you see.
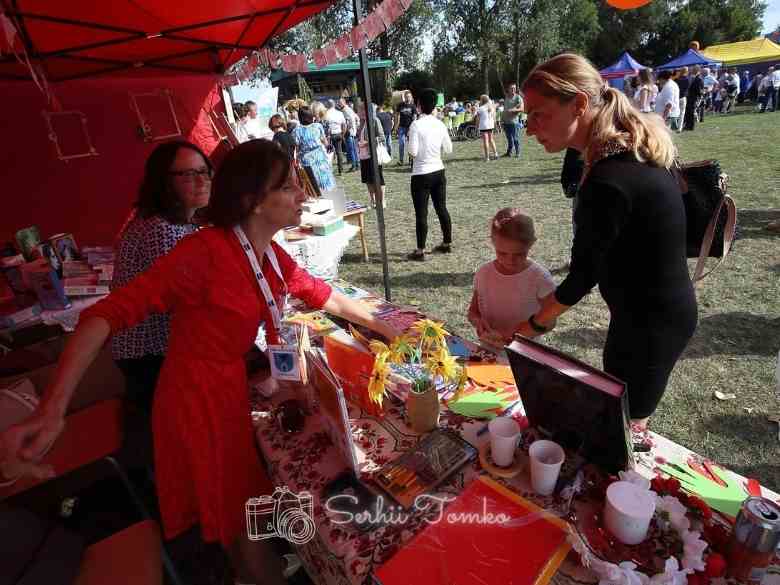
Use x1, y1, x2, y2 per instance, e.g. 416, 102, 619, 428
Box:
323, 329, 380, 416
373, 475, 571, 585
506, 337, 632, 472
25, 259, 71, 310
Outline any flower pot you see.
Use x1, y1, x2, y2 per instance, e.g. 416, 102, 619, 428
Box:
406, 383, 440, 433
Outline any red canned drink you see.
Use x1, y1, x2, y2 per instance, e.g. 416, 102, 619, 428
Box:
727, 497, 780, 583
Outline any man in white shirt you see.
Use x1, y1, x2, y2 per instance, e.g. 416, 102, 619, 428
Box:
655, 70, 681, 130
324, 99, 347, 175
242, 101, 273, 140
770, 66, 780, 112
406, 88, 453, 261
338, 98, 360, 171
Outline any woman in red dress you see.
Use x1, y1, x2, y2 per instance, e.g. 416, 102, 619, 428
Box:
1, 139, 397, 584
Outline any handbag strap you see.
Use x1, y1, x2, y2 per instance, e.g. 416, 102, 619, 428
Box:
692, 194, 737, 285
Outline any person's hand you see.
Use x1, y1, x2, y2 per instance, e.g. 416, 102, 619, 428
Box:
0, 410, 64, 482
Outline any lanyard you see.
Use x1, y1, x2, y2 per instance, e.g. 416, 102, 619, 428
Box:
233, 226, 287, 334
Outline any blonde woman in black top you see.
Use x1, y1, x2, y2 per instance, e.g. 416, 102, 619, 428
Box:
516, 53, 697, 429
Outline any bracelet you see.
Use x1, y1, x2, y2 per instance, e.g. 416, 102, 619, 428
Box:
528, 314, 548, 333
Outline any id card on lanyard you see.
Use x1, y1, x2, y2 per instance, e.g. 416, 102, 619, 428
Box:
233, 226, 297, 380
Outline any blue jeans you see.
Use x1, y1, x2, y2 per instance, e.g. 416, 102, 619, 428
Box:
502, 122, 521, 156
345, 135, 358, 167
398, 126, 410, 162
384, 132, 392, 157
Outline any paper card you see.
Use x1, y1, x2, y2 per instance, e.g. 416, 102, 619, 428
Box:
397, 0, 414, 11
269, 345, 302, 381
312, 49, 327, 68
375, 0, 395, 28
267, 50, 280, 69
297, 54, 309, 72
258, 49, 268, 67
350, 24, 368, 51
323, 44, 339, 65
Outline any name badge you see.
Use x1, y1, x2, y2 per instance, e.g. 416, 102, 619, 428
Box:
268, 345, 302, 382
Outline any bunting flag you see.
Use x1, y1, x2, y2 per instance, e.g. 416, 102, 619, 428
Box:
375, 1, 395, 28
350, 22, 368, 50
221, 0, 410, 77
334, 34, 351, 61
312, 49, 327, 68
323, 44, 338, 65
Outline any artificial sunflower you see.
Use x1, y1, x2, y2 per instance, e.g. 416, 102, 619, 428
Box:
388, 335, 417, 364
449, 365, 469, 404
425, 347, 459, 381
369, 339, 390, 356
410, 319, 449, 350
367, 359, 390, 405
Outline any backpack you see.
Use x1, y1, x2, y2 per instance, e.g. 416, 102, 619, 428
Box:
672, 160, 738, 285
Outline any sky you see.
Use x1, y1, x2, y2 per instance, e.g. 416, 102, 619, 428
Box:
765, 0, 780, 33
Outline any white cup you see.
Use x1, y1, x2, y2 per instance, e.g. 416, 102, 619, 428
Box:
604, 481, 656, 545
488, 417, 521, 467
528, 440, 565, 496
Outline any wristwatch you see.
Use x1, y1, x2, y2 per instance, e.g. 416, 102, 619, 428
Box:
528, 314, 548, 334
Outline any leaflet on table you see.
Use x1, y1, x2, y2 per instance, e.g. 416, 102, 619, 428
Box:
373, 475, 571, 585
322, 329, 381, 416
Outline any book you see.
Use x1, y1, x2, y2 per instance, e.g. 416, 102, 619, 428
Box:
373, 475, 571, 585
24, 259, 71, 310
0, 303, 42, 329
308, 348, 361, 475
373, 429, 477, 509
505, 337, 632, 472
63, 284, 110, 296
323, 329, 381, 416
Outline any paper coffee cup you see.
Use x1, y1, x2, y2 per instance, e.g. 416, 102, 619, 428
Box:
488, 417, 521, 467
528, 440, 565, 496
604, 481, 656, 545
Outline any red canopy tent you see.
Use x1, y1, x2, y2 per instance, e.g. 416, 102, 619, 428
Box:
0, 0, 335, 244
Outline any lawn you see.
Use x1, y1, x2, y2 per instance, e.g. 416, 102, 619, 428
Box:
335, 106, 780, 491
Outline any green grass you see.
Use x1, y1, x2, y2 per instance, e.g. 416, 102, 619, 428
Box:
336, 106, 780, 491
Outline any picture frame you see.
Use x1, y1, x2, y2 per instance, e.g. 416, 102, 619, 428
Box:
49, 233, 79, 264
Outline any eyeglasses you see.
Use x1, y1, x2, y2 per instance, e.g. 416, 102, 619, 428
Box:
169, 168, 212, 180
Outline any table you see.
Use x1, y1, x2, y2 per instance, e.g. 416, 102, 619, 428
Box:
342, 209, 369, 262
252, 379, 780, 584
278, 223, 361, 281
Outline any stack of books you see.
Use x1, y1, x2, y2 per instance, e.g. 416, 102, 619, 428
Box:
61, 247, 114, 297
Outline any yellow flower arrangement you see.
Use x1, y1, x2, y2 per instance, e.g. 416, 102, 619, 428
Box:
367, 318, 464, 407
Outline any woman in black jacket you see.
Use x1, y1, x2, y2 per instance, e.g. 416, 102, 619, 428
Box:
517, 53, 697, 428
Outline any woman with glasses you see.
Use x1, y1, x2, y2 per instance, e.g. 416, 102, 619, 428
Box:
1, 140, 397, 585
111, 141, 213, 424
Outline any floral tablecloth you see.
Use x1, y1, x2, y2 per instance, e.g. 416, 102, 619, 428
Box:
251, 384, 780, 585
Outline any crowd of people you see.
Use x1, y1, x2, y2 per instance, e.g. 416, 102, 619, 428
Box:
620, 63, 780, 132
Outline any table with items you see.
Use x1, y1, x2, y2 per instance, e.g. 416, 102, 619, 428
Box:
251, 282, 780, 585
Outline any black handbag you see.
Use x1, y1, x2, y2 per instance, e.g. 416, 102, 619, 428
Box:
672, 160, 738, 284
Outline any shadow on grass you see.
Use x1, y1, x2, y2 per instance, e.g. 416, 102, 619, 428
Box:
552, 326, 607, 351
355, 270, 475, 289
684, 312, 780, 358
478, 172, 560, 189
734, 208, 780, 241
701, 413, 780, 484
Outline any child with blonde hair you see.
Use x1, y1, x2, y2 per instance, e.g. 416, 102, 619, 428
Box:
468, 208, 555, 348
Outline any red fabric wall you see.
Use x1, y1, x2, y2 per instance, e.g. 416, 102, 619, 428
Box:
0, 74, 228, 247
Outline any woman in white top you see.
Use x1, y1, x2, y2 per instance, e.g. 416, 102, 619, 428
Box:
476, 94, 499, 161
633, 69, 655, 113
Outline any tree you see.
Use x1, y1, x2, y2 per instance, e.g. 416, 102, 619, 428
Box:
393, 69, 435, 97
